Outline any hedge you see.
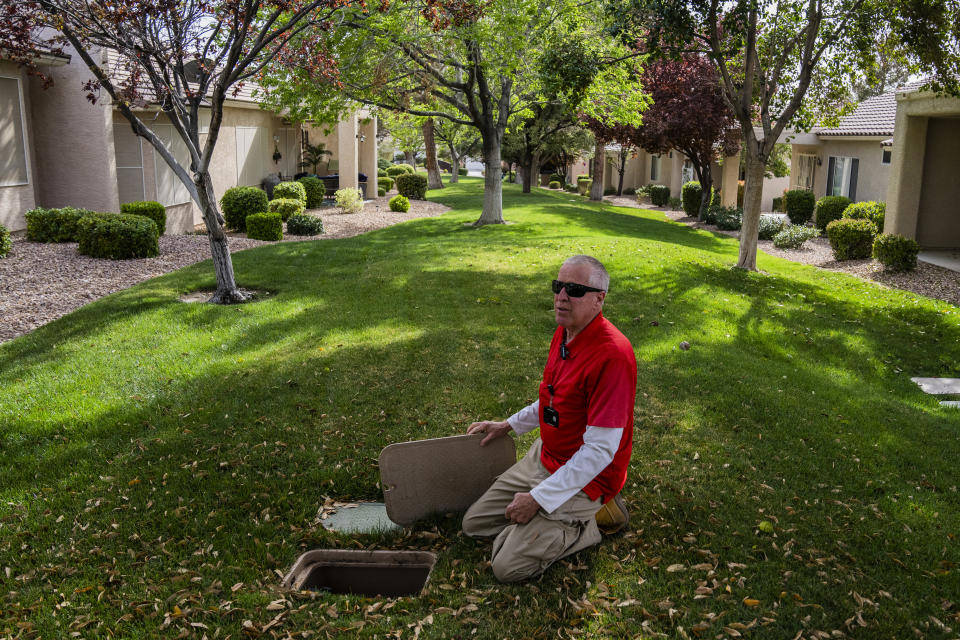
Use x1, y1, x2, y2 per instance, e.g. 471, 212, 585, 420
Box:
396, 173, 428, 200
649, 184, 670, 207
814, 195, 851, 231
25, 207, 93, 242
286, 213, 324, 236
246, 212, 283, 241
681, 181, 702, 217
120, 201, 166, 234
389, 194, 410, 212
842, 201, 886, 234
77, 213, 159, 259
296, 176, 325, 208
826, 218, 876, 260
873, 233, 919, 272
0, 223, 11, 259
784, 189, 816, 225
273, 181, 307, 207
220, 186, 268, 231
458, 168, 468, 176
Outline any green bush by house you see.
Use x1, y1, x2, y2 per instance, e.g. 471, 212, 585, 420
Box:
220, 186, 268, 232
649, 184, 670, 206
458, 168, 468, 176
386, 164, 415, 178
296, 176, 325, 209
396, 173, 428, 200
378, 177, 394, 193
814, 195, 851, 231
377, 168, 388, 178
549, 181, 562, 189
826, 218, 876, 260
76, 212, 159, 259
757, 214, 787, 240
873, 233, 919, 272
772, 224, 820, 249
245, 212, 283, 241
24, 207, 92, 243
389, 194, 411, 212
273, 181, 307, 208
0, 223, 11, 259
842, 201, 886, 234
714, 206, 743, 230
286, 213, 324, 236
784, 189, 816, 225
334, 188, 364, 214
681, 181, 703, 217
577, 179, 592, 196
120, 201, 166, 235
268, 198, 304, 221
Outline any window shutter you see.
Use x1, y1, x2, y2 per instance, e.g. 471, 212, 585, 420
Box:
848, 159, 859, 201
825, 157, 835, 196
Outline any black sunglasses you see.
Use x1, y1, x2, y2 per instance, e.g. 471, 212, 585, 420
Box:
552, 280, 605, 298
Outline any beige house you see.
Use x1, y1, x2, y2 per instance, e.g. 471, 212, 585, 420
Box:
1, 47, 377, 234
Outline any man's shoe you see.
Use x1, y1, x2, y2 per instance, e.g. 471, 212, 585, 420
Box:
595, 494, 629, 535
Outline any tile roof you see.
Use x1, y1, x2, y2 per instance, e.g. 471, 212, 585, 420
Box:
813, 81, 924, 137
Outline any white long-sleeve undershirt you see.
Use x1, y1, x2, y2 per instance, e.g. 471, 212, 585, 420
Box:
507, 402, 623, 514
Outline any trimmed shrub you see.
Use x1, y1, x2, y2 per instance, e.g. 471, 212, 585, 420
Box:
773, 224, 820, 249
297, 176, 325, 209
577, 179, 592, 196
76, 212, 159, 259
649, 184, 670, 206
826, 218, 876, 260
386, 164, 415, 177
668, 196, 682, 210
623, 187, 636, 196
842, 200, 886, 234
702, 204, 722, 225
715, 206, 743, 230
635, 184, 651, 198
220, 186, 268, 231
25, 207, 92, 242
286, 213, 324, 236
577, 174, 590, 181
334, 188, 364, 214
378, 176, 394, 193
681, 181, 702, 217
389, 194, 410, 212
873, 233, 919, 272
0, 223, 11, 259
120, 201, 166, 234
377, 168, 388, 178
396, 173, 428, 200
378, 188, 387, 197
269, 198, 304, 221
246, 212, 282, 241
548, 180, 561, 189
549, 173, 565, 185
771, 196, 783, 212
757, 214, 787, 240
814, 195, 852, 231
784, 189, 816, 225
273, 181, 307, 207
458, 168, 468, 176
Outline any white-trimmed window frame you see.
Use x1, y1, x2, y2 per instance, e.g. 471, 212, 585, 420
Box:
113, 124, 145, 204
0, 73, 32, 188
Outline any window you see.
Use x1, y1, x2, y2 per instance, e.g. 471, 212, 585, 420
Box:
650, 154, 661, 182
826, 156, 859, 200
152, 124, 191, 206
795, 153, 817, 191
236, 126, 267, 187
881, 148, 892, 165
0, 76, 29, 187
681, 159, 694, 184
113, 124, 144, 204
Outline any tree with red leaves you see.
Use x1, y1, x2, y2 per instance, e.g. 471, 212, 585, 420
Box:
3, 0, 350, 304
579, 118, 644, 201
631, 55, 739, 219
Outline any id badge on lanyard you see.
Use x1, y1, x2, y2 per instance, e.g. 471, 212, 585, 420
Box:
543, 335, 568, 428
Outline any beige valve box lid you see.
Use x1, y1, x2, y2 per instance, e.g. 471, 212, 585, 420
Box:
379, 433, 517, 526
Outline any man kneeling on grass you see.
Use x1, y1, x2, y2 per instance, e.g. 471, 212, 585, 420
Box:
463, 255, 637, 583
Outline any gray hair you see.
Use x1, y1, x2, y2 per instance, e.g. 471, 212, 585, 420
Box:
562, 255, 610, 291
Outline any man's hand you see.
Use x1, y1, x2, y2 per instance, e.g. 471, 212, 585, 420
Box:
467, 420, 512, 447
505, 492, 540, 524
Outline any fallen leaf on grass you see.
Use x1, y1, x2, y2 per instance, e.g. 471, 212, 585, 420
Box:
743, 598, 760, 607
666, 564, 686, 572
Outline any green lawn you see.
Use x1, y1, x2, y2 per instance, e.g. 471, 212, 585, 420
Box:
1, 178, 958, 639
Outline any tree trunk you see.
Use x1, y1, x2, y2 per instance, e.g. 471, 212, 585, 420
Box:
590, 140, 605, 201
196, 174, 247, 304
736, 151, 767, 271
698, 170, 713, 220
530, 152, 541, 191
616, 150, 627, 196
423, 118, 443, 190
404, 150, 416, 167
520, 159, 533, 193
448, 144, 459, 183
474, 133, 504, 225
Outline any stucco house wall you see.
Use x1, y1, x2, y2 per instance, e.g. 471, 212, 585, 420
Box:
0, 61, 38, 231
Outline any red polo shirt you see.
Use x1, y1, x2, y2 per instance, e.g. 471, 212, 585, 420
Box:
537, 312, 637, 503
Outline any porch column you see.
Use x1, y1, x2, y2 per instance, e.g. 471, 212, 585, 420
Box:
885, 110, 928, 238
720, 152, 740, 207
337, 113, 359, 191
358, 116, 378, 198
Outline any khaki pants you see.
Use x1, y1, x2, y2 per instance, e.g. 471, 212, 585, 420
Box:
462, 439, 602, 583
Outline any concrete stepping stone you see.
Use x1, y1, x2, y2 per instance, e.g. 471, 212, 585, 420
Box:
379, 433, 517, 526
911, 377, 960, 395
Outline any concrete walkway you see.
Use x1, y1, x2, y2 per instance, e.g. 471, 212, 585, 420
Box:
918, 250, 960, 273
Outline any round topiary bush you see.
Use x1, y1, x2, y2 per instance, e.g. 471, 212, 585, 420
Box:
0, 223, 11, 259
120, 201, 166, 234
377, 168, 388, 178
272, 181, 307, 207
296, 176, 325, 209
842, 200, 886, 234
268, 198, 304, 221
826, 218, 876, 260
24, 207, 92, 242
389, 194, 411, 212
286, 213, 324, 236
549, 180, 561, 189
220, 186, 268, 231
649, 184, 671, 207
395, 173, 428, 200
386, 164, 415, 178
378, 188, 387, 197
873, 233, 919, 272
76, 212, 159, 259
378, 176, 394, 193
681, 181, 702, 217
246, 212, 283, 241
784, 189, 816, 225
814, 195, 851, 231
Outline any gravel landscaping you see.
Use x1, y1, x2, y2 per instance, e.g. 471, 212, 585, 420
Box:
0, 195, 450, 344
